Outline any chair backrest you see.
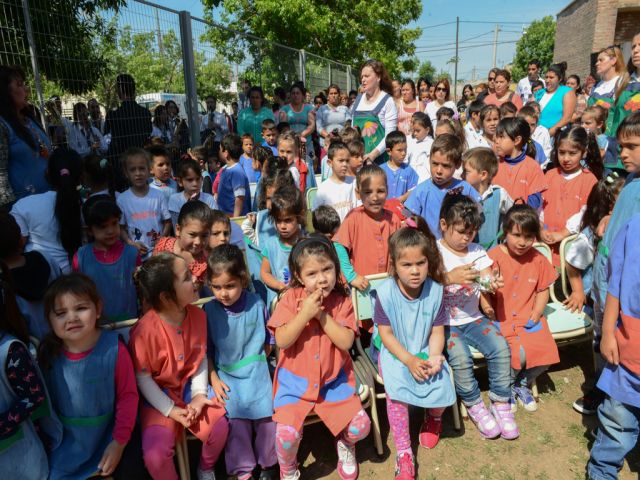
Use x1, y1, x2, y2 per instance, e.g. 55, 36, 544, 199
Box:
351, 273, 390, 321
533, 242, 559, 303
559, 234, 578, 299
231, 216, 246, 226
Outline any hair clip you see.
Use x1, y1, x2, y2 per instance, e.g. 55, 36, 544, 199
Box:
605, 171, 620, 184
405, 217, 418, 228
99, 158, 108, 169
446, 186, 464, 196
59, 168, 70, 176
452, 113, 460, 121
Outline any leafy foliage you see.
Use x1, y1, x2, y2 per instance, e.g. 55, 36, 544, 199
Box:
511, 16, 556, 82
417, 60, 436, 83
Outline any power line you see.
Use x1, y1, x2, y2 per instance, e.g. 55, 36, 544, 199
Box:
416, 30, 493, 49
415, 38, 520, 53
417, 20, 458, 29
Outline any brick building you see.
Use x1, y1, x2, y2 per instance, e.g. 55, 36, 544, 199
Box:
554, 0, 640, 80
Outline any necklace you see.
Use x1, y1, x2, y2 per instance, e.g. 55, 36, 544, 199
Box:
24, 119, 49, 159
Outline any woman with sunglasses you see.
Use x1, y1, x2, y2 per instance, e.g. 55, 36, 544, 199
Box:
425, 78, 458, 127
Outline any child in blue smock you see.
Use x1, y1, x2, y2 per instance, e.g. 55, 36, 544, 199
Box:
374, 215, 456, 479
205, 244, 277, 480
405, 134, 480, 239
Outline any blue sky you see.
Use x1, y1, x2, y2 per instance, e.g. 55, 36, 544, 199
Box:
152, 0, 571, 81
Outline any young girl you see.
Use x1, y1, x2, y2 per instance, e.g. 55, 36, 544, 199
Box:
479, 104, 500, 149
488, 205, 560, 412
260, 185, 306, 305
129, 253, 228, 480
168, 159, 217, 229
0, 264, 61, 479
205, 244, 277, 480
278, 132, 305, 191
39, 274, 142, 479
73, 195, 140, 323
437, 195, 516, 440
492, 117, 547, 208
239, 134, 256, 183
268, 236, 371, 480
374, 217, 455, 479
82, 153, 113, 198
541, 126, 602, 265
10, 147, 83, 274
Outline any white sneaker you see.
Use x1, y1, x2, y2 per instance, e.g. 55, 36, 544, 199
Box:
282, 470, 301, 480
197, 468, 216, 480
336, 438, 358, 479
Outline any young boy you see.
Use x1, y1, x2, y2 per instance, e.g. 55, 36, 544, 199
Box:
464, 100, 485, 149
462, 147, 513, 249
406, 112, 434, 183
312, 205, 368, 291
147, 145, 177, 201
218, 134, 251, 217
518, 105, 551, 163
380, 130, 418, 202
347, 139, 365, 178
116, 147, 171, 259
239, 133, 255, 184
313, 141, 357, 221
405, 134, 481, 239
587, 212, 640, 480
261, 119, 278, 156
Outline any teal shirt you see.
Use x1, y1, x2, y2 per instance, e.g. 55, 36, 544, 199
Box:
237, 107, 275, 144
334, 241, 356, 283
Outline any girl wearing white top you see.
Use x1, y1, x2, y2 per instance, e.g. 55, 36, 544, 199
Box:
425, 79, 458, 128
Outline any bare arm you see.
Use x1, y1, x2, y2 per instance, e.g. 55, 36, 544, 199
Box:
600, 293, 620, 365
300, 110, 316, 138
260, 257, 286, 292
563, 263, 586, 312
549, 90, 576, 136
531, 289, 550, 323
233, 195, 244, 218
161, 219, 172, 237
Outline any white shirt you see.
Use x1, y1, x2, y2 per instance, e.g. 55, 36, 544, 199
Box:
68, 123, 107, 157
405, 135, 433, 183
168, 192, 217, 230
566, 228, 595, 271
288, 165, 301, 186
482, 184, 514, 214
532, 125, 552, 159
516, 76, 545, 103
592, 76, 621, 97
438, 241, 494, 327
464, 122, 488, 149
200, 111, 229, 142
117, 188, 170, 256
425, 100, 458, 129
314, 177, 357, 221
11, 191, 71, 273
352, 93, 397, 156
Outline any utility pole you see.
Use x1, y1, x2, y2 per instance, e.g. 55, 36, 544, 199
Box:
492, 23, 500, 68
471, 65, 477, 82
454, 16, 459, 101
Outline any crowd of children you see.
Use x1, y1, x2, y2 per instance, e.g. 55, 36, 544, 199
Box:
1, 66, 640, 480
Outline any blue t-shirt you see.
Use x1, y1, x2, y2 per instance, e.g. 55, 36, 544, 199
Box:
261, 141, 278, 156
597, 213, 640, 407
405, 178, 481, 239
218, 162, 251, 216
240, 154, 259, 183
380, 162, 419, 199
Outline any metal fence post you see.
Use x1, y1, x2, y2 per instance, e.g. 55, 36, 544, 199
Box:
347, 66, 352, 92
21, 0, 46, 127
299, 49, 306, 85
179, 10, 200, 148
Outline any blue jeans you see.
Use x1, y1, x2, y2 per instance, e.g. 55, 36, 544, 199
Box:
588, 396, 640, 480
445, 317, 512, 405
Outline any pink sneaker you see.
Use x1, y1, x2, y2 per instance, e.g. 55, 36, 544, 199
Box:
490, 402, 520, 440
467, 402, 501, 439
394, 452, 415, 480
419, 414, 442, 449
336, 438, 358, 480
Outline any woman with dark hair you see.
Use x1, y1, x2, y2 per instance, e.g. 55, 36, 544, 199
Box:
164, 99, 181, 132
351, 60, 398, 164
417, 77, 431, 105
534, 62, 576, 136
395, 78, 424, 135
67, 102, 106, 158
316, 84, 351, 149
237, 86, 275, 145
151, 104, 174, 145
0, 65, 51, 209
567, 74, 588, 123
484, 70, 523, 110
425, 78, 458, 127
456, 84, 474, 118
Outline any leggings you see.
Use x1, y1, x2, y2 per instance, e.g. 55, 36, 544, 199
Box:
275, 409, 371, 477
386, 396, 445, 456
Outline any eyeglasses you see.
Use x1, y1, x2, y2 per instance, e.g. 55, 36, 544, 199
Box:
488, 77, 496, 81
436, 87, 447, 92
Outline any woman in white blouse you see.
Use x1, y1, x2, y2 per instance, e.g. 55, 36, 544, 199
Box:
68, 102, 106, 158
425, 78, 458, 127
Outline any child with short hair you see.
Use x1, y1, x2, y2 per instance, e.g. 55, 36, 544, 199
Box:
278, 133, 305, 191
218, 133, 251, 217
188, 146, 213, 194
209, 209, 232, 249
116, 148, 171, 259
406, 112, 434, 183
347, 139, 365, 177
492, 117, 547, 209
464, 100, 486, 149
499, 102, 517, 119
381, 130, 419, 202
0, 264, 62, 478
205, 244, 278, 480
268, 236, 370, 480
405, 134, 480, 239
489, 205, 560, 411
462, 148, 513, 250
518, 106, 552, 162
130, 254, 229, 480
313, 141, 357, 221
260, 185, 306, 304
334, 164, 402, 278
40, 274, 142, 479
147, 145, 177, 201
74, 195, 140, 323
312, 205, 368, 291
375, 217, 456, 478
261, 119, 278, 156
169, 159, 217, 229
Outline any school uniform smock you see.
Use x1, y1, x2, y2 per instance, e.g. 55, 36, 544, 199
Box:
205, 291, 273, 419
153, 236, 208, 285
129, 305, 226, 439
488, 246, 560, 370
333, 206, 402, 276
542, 168, 597, 266
380, 162, 419, 199
477, 185, 513, 250
267, 288, 362, 435
493, 152, 547, 205
375, 277, 456, 408
261, 236, 293, 305
597, 214, 640, 407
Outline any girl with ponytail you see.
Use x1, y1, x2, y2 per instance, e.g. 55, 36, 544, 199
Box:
10, 148, 83, 273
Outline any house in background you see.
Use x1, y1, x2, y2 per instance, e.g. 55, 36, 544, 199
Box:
554, 0, 640, 80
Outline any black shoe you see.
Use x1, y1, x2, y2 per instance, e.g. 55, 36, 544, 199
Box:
259, 466, 279, 480
573, 387, 604, 415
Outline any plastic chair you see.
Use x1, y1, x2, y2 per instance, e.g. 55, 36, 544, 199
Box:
175, 429, 191, 480
559, 234, 578, 299
231, 216, 246, 226
305, 187, 318, 232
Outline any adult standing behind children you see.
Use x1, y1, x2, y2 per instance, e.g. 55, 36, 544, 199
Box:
425, 79, 458, 133
200, 95, 229, 153
396, 79, 425, 135
484, 70, 523, 111
588, 46, 627, 135
351, 60, 398, 165
316, 84, 352, 152
534, 63, 576, 137
516, 60, 545, 104
238, 87, 275, 145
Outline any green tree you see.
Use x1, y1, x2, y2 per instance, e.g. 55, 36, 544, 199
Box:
511, 16, 556, 82
417, 60, 436, 82
202, 0, 422, 79
0, 0, 124, 94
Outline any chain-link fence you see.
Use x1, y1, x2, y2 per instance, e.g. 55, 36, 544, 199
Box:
0, 0, 357, 153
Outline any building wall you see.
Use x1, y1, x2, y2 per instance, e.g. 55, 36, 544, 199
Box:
614, 8, 640, 45
554, 0, 598, 80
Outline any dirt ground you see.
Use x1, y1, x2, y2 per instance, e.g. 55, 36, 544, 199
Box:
293, 341, 640, 480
